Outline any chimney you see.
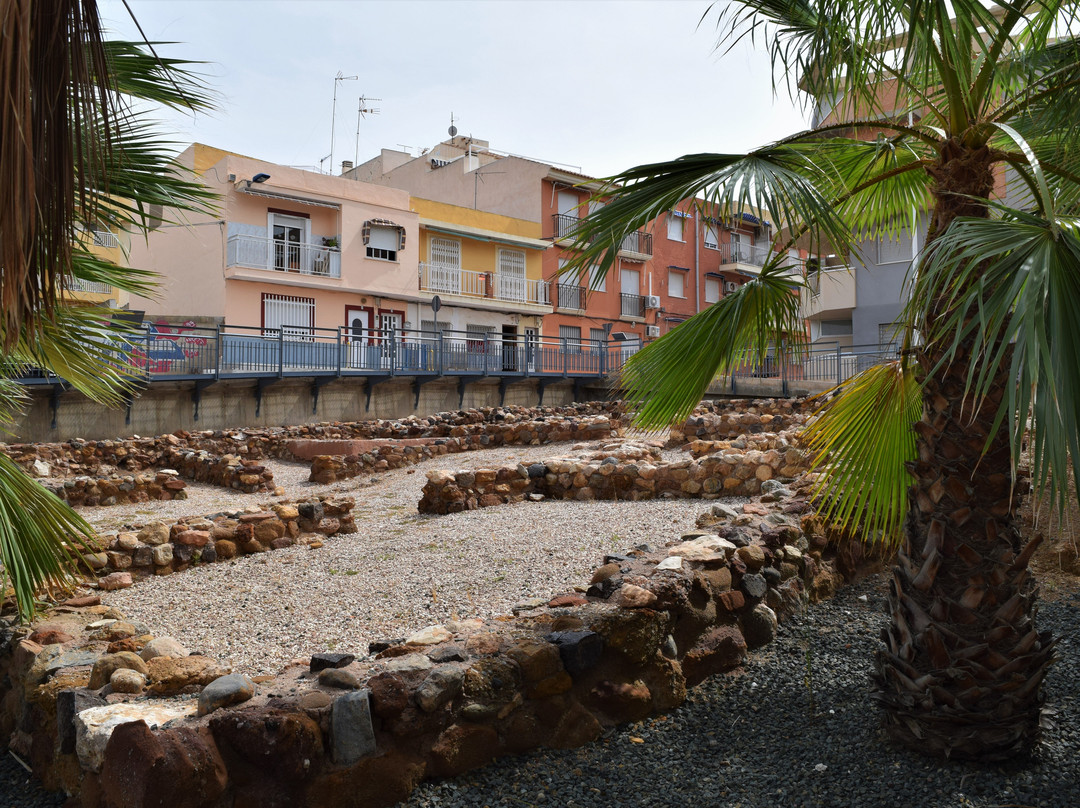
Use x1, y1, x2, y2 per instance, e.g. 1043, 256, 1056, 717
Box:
341, 160, 354, 174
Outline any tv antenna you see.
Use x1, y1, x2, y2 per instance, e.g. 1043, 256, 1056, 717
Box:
329, 71, 357, 173
318, 153, 332, 174
353, 94, 382, 166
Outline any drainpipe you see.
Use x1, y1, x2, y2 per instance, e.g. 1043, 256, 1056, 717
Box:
694, 209, 701, 313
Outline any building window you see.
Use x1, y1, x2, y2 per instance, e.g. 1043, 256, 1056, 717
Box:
589, 264, 606, 292
705, 277, 721, 303
667, 213, 685, 242
877, 232, 912, 264
559, 324, 582, 351
363, 219, 405, 261
262, 293, 314, 340
590, 327, 606, 350
669, 270, 685, 298
820, 319, 853, 337
878, 322, 903, 350
703, 223, 719, 250
498, 248, 527, 301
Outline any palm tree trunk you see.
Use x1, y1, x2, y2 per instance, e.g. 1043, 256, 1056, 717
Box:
873, 140, 1056, 760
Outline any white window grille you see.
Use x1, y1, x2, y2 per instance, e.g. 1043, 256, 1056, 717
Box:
428, 237, 461, 294
497, 248, 526, 301
263, 293, 315, 340
877, 233, 913, 264
92, 228, 119, 248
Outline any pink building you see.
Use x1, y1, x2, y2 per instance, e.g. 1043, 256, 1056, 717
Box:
128, 144, 421, 340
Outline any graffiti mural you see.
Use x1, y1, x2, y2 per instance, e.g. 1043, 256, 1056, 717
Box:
132, 320, 208, 372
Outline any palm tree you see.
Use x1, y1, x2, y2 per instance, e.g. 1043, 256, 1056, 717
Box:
0, 0, 215, 619
568, 0, 1080, 761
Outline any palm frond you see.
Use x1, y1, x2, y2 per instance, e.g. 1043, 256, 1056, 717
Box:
802, 358, 922, 549
620, 263, 804, 429
912, 210, 1080, 519
0, 453, 96, 621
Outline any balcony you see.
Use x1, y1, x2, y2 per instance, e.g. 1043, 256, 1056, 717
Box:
92, 229, 120, 248
556, 283, 586, 311
64, 276, 111, 294
719, 241, 771, 272
620, 293, 646, 319
226, 234, 341, 278
551, 214, 653, 259
419, 263, 551, 307
801, 266, 856, 320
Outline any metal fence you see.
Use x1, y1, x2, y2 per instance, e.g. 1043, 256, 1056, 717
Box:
726, 341, 900, 389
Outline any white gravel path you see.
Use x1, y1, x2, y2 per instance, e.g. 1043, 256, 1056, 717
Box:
95, 440, 715, 675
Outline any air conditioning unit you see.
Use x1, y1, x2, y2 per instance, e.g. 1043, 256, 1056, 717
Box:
644, 295, 661, 309
646, 325, 661, 338
725, 281, 739, 293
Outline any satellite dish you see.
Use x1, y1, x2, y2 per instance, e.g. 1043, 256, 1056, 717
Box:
448, 124, 458, 137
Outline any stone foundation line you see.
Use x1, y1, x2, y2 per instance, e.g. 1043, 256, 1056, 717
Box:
0, 417, 882, 808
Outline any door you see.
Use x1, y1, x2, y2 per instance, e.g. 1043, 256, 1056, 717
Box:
272, 214, 306, 271
344, 306, 373, 368
379, 311, 405, 370
501, 325, 518, 372
497, 249, 526, 302
524, 327, 539, 372
428, 237, 461, 294
557, 191, 579, 239
620, 268, 641, 317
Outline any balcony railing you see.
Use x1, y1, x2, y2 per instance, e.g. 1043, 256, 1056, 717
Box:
620, 293, 645, 318
65, 276, 111, 294
419, 263, 551, 306
618, 229, 653, 258
92, 229, 120, 248
720, 242, 771, 267
556, 283, 586, 310
226, 234, 341, 278
552, 214, 653, 257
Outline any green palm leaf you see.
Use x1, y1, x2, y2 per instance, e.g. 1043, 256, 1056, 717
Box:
620, 263, 804, 429
0, 453, 95, 622
802, 359, 923, 549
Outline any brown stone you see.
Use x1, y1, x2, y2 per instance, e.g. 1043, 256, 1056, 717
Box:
682, 625, 747, 688
589, 680, 653, 722
525, 671, 573, 699
464, 632, 502, 655
146, 655, 230, 696
89, 652, 149, 689
214, 540, 237, 559
61, 595, 101, 608
548, 594, 587, 608
590, 562, 621, 584
505, 641, 562, 682
368, 672, 410, 718
550, 701, 602, 749
254, 520, 286, 543
209, 709, 322, 793
429, 723, 499, 777
718, 590, 746, 612
238, 511, 276, 523
28, 625, 74, 645
736, 544, 767, 572
175, 530, 210, 547
100, 723, 227, 808
618, 584, 658, 609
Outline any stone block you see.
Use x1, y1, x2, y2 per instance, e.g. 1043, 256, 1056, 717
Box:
331, 690, 376, 765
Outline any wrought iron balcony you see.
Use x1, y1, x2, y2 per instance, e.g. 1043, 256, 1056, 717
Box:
551, 214, 653, 258
620, 293, 646, 318
556, 283, 586, 311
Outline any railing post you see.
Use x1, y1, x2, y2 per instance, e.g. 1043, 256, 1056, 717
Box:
389, 329, 397, 376
335, 327, 342, 376
780, 338, 788, 396
277, 328, 284, 377
438, 331, 444, 377
214, 324, 222, 380
836, 343, 842, 387
562, 338, 568, 377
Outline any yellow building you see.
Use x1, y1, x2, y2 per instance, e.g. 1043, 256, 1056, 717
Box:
65, 221, 131, 308
412, 197, 551, 351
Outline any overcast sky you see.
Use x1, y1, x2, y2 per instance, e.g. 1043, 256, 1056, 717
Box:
99, 0, 810, 179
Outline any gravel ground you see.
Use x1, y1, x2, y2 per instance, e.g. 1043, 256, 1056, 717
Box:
5, 441, 1079, 806
97, 441, 711, 675
400, 575, 1080, 808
